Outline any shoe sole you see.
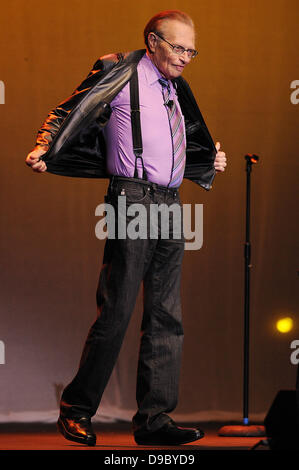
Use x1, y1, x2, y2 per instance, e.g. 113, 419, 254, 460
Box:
135, 431, 205, 446
57, 418, 96, 446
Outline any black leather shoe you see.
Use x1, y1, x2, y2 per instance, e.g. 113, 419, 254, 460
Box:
57, 415, 96, 446
134, 420, 204, 445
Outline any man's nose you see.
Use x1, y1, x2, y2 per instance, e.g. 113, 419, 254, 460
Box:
179, 51, 191, 63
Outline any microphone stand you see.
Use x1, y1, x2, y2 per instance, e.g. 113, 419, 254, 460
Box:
218, 154, 265, 437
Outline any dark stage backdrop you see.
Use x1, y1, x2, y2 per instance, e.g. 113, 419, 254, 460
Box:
0, 0, 298, 423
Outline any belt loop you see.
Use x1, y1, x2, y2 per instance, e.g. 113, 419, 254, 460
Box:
110, 175, 116, 191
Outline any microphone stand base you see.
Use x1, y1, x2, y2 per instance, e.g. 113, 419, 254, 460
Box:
218, 424, 266, 437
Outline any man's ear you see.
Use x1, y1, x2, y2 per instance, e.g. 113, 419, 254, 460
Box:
147, 32, 157, 54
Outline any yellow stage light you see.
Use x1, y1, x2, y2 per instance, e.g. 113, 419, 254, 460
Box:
276, 317, 294, 333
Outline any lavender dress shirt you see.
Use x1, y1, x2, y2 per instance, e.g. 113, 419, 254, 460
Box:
103, 52, 186, 187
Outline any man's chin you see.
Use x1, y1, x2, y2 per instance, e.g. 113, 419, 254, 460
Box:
166, 70, 184, 80
170, 66, 184, 78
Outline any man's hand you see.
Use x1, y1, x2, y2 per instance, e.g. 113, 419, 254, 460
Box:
25, 146, 48, 172
214, 142, 227, 173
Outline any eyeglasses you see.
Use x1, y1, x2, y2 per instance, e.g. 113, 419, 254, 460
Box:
152, 31, 198, 59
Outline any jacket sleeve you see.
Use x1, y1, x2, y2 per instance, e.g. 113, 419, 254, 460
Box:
34, 57, 113, 150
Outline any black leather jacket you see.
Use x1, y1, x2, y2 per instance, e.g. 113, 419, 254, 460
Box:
37, 49, 216, 190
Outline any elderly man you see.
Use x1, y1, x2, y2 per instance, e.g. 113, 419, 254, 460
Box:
26, 10, 226, 446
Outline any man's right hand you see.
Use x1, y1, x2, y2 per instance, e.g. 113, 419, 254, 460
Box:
25, 146, 48, 172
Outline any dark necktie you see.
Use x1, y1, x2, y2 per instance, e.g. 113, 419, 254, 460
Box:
159, 77, 186, 187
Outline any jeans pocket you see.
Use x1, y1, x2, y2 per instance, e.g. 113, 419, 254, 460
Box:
117, 183, 150, 203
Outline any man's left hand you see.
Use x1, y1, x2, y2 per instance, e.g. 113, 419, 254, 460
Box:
214, 142, 227, 173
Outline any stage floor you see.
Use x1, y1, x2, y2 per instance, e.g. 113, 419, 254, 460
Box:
0, 421, 269, 451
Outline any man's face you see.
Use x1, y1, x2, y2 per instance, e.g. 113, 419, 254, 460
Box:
148, 19, 196, 80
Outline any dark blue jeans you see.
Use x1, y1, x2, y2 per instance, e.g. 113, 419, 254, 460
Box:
60, 177, 185, 435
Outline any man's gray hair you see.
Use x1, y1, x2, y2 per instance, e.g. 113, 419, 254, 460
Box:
144, 10, 194, 49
